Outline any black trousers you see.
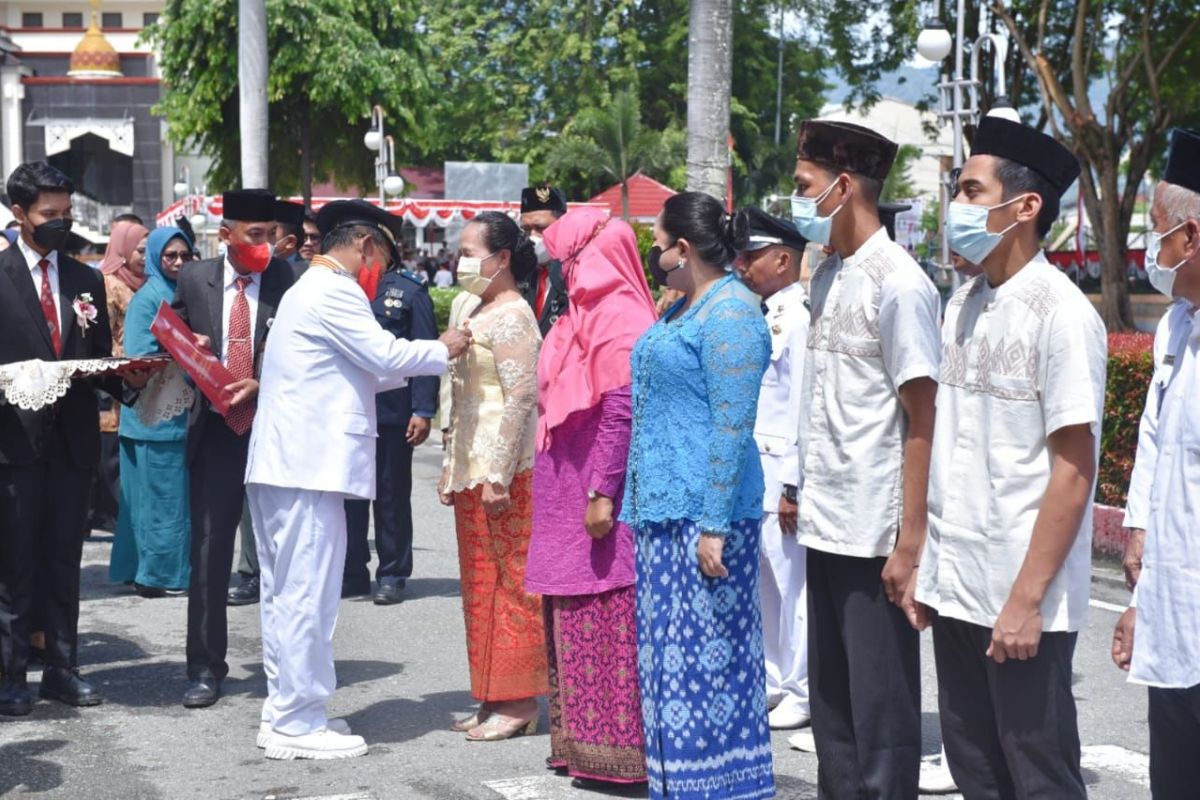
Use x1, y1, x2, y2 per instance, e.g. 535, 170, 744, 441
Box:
185, 417, 250, 681
1148, 683, 1200, 799
807, 548, 921, 799
345, 425, 414, 589
0, 433, 91, 676
236, 499, 258, 580
933, 616, 1085, 800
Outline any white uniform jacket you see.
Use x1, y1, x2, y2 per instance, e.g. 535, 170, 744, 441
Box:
754, 281, 810, 510
246, 266, 449, 500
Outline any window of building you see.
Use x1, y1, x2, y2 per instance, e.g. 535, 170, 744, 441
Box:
21, 12, 44, 28
143, 12, 160, 26
101, 11, 123, 28
63, 12, 84, 28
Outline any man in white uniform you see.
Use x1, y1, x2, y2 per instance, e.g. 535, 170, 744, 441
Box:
1111, 127, 1200, 797
245, 200, 471, 760
791, 120, 941, 798
733, 207, 811, 731
914, 117, 1106, 798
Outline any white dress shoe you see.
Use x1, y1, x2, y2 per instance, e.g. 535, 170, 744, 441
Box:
787, 729, 817, 752
264, 727, 367, 760
918, 748, 958, 794
768, 703, 811, 730
257, 718, 352, 750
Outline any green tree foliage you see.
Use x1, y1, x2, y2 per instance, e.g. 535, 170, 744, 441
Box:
881, 144, 920, 202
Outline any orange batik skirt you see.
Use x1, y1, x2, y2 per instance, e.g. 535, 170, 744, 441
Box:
452, 470, 548, 701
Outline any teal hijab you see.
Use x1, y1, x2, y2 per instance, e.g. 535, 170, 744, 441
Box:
126, 227, 192, 357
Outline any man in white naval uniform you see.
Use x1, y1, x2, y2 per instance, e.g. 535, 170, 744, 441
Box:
1111, 127, 1200, 797
733, 206, 812, 731
245, 200, 471, 760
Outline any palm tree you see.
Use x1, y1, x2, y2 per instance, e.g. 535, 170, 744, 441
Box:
546, 90, 682, 220
686, 0, 733, 200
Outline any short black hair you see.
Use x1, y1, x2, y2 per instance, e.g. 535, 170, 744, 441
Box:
855, 175, 883, 205
303, 212, 318, 227
6, 162, 74, 209
321, 224, 391, 262
275, 221, 302, 242
994, 157, 1059, 238
660, 191, 737, 266
112, 212, 144, 226
468, 211, 538, 283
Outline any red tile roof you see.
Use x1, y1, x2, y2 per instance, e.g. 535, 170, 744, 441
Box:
587, 172, 677, 220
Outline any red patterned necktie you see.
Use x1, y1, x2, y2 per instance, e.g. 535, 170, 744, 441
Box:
38, 259, 62, 356
224, 276, 255, 435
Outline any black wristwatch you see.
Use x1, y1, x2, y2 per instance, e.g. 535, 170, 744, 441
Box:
782, 484, 798, 504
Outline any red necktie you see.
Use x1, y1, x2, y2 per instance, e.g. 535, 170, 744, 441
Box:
224, 276, 255, 435
38, 259, 62, 356
535, 268, 548, 319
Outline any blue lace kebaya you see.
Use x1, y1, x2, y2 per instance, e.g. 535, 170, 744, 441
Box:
621, 274, 771, 536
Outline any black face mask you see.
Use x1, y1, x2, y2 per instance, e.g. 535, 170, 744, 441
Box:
647, 245, 669, 289
31, 218, 73, 252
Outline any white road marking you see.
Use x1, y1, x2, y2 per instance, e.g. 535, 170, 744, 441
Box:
263, 794, 376, 800
1081, 744, 1150, 788
1089, 598, 1128, 614
484, 776, 565, 800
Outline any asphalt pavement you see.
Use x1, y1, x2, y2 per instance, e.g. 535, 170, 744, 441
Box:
0, 444, 1150, 799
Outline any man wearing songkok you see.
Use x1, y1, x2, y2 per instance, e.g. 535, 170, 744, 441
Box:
732, 207, 812, 732
914, 116, 1105, 799
271, 199, 306, 264
175, 189, 297, 709
1111, 127, 1200, 798
245, 199, 470, 759
518, 183, 569, 335
791, 120, 941, 798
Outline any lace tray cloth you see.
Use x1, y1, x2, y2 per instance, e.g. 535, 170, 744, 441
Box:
0, 357, 189, 424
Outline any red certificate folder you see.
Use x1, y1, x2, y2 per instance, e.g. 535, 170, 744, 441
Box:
150, 301, 235, 415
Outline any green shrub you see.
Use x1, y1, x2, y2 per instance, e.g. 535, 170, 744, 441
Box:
1098, 332, 1154, 507
430, 287, 460, 331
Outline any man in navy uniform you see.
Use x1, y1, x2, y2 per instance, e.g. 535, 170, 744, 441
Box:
342, 262, 440, 604
518, 183, 569, 335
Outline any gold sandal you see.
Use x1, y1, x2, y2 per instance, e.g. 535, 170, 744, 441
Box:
450, 705, 492, 732
464, 714, 538, 742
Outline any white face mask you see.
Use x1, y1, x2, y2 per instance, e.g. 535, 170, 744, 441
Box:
530, 235, 552, 266
945, 194, 1027, 265
791, 177, 846, 246
457, 252, 499, 296
1146, 221, 1190, 298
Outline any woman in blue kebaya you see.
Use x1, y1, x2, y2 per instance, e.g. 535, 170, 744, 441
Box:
622, 191, 774, 800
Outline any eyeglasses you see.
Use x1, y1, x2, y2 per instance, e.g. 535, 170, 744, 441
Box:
303, 233, 321, 243
161, 251, 194, 263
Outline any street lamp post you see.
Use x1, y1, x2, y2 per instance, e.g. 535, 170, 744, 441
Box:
364, 105, 405, 209
917, 0, 1016, 288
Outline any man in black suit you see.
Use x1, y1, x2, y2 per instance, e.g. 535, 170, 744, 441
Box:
0, 162, 139, 715
174, 189, 297, 708
518, 184, 569, 336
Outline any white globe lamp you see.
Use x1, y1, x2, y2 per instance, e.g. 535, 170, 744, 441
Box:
916, 18, 953, 62
383, 172, 405, 197
363, 129, 382, 152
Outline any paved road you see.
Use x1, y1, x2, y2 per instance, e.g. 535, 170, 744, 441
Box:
0, 444, 1150, 799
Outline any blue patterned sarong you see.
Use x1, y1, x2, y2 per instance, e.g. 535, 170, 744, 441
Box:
636, 518, 774, 799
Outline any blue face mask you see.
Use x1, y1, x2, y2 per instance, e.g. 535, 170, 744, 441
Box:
945, 195, 1025, 265
1146, 221, 1189, 298
790, 177, 845, 246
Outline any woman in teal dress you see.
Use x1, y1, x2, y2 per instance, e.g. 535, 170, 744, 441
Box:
623, 192, 774, 799
109, 227, 194, 597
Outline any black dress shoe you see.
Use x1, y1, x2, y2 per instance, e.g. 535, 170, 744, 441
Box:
134, 583, 167, 599
372, 583, 404, 605
341, 579, 371, 599
182, 677, 221, 708
545, 756, 567, 773
227, 576, 260, 606
0, 679, 33, 716
39, 668, 103, 707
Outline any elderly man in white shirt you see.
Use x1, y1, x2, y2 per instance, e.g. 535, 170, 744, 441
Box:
733, 207, 812, 732
914, 117, 1106, 799
245, 200, 471, 760
790, 120, 941, 798
1111, 127, 1200, 799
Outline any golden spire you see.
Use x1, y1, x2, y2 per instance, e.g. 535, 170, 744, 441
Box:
69, 0, 122, 78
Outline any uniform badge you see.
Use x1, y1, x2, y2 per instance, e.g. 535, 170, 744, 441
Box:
536, 187, 551, 204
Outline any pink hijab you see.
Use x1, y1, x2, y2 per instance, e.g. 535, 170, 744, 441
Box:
99, 220, 150, 291
537, 207, 656, 451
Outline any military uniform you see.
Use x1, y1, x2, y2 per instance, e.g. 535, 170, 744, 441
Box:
343, 268, 440, 598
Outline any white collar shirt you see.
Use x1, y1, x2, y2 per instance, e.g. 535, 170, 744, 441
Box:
916, 254, 1107, 633
1129, 302, 1200, 688
754, 281, 810, 507
1122, 300, 1194, 530
18, 236, 61, 331
221, 257, 262, 367
797, 227, 942, 557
